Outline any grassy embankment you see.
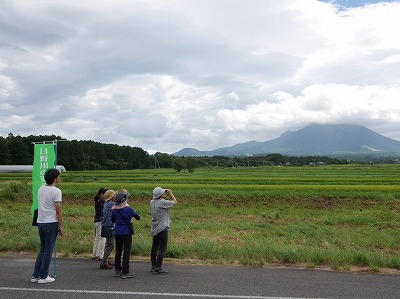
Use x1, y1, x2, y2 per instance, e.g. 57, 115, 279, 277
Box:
0, 164, 399, 272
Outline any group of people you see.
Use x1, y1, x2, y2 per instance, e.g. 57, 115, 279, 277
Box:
31, 168, 177, 283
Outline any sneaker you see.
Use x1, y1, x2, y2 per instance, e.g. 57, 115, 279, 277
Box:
108, 261, 115, 267
31, 277, 38, 283
100, 263, 113, 269
121, 273, 135, 279
153, 268, 168, 275
115, 269, 121, 277
37, 276, 55, 284
151, 265, 156, 273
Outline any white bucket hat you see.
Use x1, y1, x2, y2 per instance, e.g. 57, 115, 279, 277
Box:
153, 187, 165, 199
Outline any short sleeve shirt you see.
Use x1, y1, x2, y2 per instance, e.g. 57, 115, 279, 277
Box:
37, 185, 62, 223
150, 198, 176, 236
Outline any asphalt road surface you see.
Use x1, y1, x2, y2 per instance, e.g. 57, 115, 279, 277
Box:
0, 255, 399, 299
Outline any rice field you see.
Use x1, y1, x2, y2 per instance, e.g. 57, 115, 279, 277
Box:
0, 164, 399, 272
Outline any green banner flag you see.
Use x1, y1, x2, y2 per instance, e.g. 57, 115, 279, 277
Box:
31, 143, 56, 217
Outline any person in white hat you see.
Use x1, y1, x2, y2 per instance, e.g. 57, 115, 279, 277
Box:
150, 187, 177, 274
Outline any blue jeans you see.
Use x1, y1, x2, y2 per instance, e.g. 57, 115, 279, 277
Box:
32, 222, 58, 279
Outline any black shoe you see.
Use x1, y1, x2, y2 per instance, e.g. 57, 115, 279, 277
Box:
153, 268, 168, 275
151, 265, 156, 273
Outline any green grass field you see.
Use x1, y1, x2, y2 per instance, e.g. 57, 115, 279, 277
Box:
0, 164, 399, 272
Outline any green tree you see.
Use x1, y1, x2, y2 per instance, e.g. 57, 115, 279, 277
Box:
186, 157, 199, 173
266, 153, 284, 165
172, 157, 185, 172
154, 152, 174, 168
7, 135, 31, 164
0, 137, 11, 164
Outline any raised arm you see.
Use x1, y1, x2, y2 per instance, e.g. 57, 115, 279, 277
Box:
165, 189, 177, 203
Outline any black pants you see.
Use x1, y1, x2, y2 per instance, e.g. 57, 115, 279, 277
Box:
114, 234, 132, 274
151, 230, 168, 268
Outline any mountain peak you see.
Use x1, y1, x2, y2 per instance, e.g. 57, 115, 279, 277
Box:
174, 124, 400, 156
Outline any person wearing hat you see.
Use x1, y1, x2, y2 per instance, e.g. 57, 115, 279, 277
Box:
92, 187, 107, 260
112, 190, 141, 279
100, 189, 117, 269
150, 187, 177, 274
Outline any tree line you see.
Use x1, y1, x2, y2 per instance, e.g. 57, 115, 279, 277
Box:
0, 133, 350, 172
0, 133, 153, 170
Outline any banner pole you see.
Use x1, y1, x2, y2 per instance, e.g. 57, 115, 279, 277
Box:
54, 140, 57, 278
32, 140, 66, 279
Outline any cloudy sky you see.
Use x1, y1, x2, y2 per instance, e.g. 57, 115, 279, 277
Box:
1, 0, 399, 154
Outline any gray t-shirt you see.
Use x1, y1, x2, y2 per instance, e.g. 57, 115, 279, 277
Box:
150, 198, 176, 236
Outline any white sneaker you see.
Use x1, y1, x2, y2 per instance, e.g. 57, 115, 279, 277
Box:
37, 276, 55, 284
31, 277, 38, 283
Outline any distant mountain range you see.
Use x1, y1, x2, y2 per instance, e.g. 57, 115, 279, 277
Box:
174, 124, 400, 157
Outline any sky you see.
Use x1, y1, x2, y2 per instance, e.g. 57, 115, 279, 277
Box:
1, 0, 399, 154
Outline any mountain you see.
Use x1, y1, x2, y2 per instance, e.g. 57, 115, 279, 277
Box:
174, 124, 400, 157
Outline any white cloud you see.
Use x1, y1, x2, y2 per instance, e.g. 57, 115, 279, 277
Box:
0, 0, 399, 154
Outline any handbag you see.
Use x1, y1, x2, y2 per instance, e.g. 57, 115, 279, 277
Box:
128, 223, 134, 235
32, 209, 38, 226
101, 225, 114, 238
117, 210, 134, 235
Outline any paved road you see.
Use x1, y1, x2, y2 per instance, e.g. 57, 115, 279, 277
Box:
0, 255, 399, 299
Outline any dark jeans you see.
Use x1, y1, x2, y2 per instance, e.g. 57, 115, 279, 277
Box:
151, 230, 168, 269
32, 222, 58, 279
114, 234, 132, 274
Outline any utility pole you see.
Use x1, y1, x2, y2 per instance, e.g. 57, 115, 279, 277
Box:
154, 156, 160, 169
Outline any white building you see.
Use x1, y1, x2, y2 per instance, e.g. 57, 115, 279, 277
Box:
0, 165, 66, 173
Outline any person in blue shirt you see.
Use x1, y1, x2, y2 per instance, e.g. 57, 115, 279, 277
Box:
100, 190, 116, 269
112, 190, 140, 279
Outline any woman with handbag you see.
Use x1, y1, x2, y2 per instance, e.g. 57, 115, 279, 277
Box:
100, 189, 116, 269
112, 190, 141, 279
